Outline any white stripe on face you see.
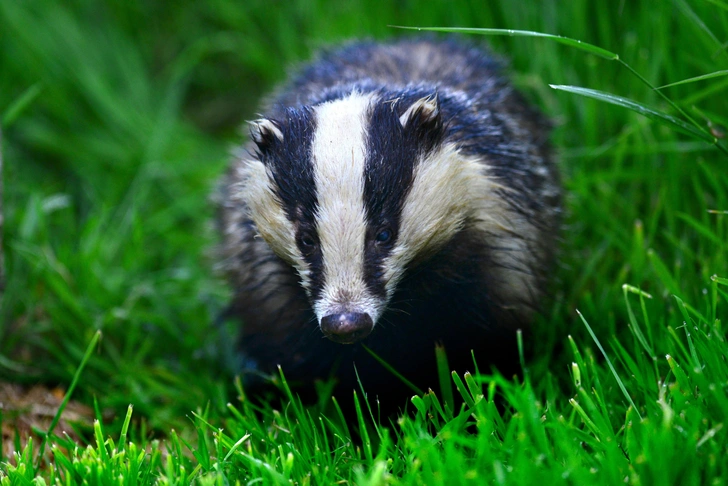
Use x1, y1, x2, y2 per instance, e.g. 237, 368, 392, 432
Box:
310, 93, 383, 322
383, 145, 512, 296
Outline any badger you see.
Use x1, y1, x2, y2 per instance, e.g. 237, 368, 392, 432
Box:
219, 37, 561, 404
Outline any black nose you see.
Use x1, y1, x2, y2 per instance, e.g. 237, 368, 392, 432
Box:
320, 312, 374, 344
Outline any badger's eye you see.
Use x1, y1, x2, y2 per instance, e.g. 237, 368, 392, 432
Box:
298, 232, 318, 255
375, 227, 392, 245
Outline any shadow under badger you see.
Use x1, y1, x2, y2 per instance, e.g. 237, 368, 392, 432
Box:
220, 38, 561, 405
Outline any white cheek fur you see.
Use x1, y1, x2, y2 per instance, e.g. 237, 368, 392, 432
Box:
236, 159, 313, 290
384, 144, 539, 304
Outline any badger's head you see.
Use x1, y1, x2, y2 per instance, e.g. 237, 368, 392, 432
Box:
237, 92, 505, 344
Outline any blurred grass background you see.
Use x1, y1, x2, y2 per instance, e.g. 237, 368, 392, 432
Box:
1, 0, 727, 482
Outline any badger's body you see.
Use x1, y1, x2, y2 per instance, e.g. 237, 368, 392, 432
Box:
220, 37, 561, 402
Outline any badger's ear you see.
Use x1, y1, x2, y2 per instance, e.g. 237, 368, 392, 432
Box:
399, 95, 444, 151
399, 95, 440, 128
250, 118, 284, 154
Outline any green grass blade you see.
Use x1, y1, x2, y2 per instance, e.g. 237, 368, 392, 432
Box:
353, 363, 384, 436
657, 70, 728, 89
517, 329, 527, 380
676, 212, 723, 245
550, 85, 716, 143
622, 285, 656, 359
576, 310, 642, 420
93, 419, 109, 464
571, 362, 582, 388
673, 295, 694, 328
222, 432, 251, 463
1, 83, 43, 128
463, 372, 483, 403
353, 391, 373, 463
391, 26, 619, 60
673, 0, 726, 56
435, 344, 455, 416
118, 404, 133, 452
425, 389, 448, 423
567, 335, 591, 388
451, 371, 476, 409
362, 343, 424, 396
666, 354, 692, 394
673, 295, 702, 369
647, 249, 682, 296
569, 399, 602, 437
34, 330, 102, 472
704, 0, 728, 11
410, 395, 427, 417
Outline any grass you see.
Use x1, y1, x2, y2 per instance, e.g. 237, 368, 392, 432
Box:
1, 0, 727, 484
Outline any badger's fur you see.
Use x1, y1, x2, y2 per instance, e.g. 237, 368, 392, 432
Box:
220, 37, 561, 402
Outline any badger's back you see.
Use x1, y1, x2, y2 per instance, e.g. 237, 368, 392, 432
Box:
273, 39, 502, 102
220, 37, 561, 406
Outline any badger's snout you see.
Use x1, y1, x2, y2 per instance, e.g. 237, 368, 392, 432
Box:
320, 312, 374, 344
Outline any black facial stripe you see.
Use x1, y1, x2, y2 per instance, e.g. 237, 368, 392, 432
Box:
258, 106, 325, 299
362, 96, 442, 298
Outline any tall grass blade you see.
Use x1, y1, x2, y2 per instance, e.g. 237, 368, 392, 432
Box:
676, 212, 723, 245
657, 70, 728, 90
1, 83, 43, 127
391, 26, 619, 59
451, 371, 476, 409
673, 295, 702, 369
118, 404, 133, 452
353, 391, 373, 463
622, 285, 656, 359
550, 85, 716, 143
353, 363, 383, 436
576, 310, 642, 420
222, 432, 251, 463
517, 329, 527, 380
673, 0, 726, 56
704, 0, 728, 11
35, 330, 102, 472
435, 344, 454, 415
362, 344, 424, 396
